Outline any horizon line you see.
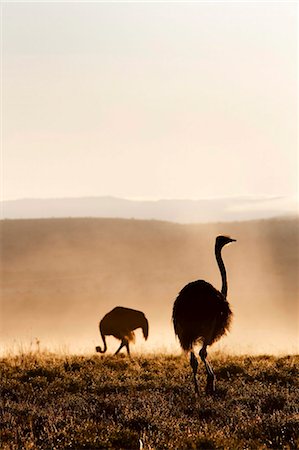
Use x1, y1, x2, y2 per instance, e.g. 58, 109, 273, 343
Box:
1, 194, 297, 203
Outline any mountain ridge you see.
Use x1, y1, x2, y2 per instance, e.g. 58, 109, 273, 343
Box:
1, 195, 297, 223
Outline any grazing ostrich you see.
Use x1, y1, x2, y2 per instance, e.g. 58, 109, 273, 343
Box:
96, 306, 149, 356
172, 235, 236, 394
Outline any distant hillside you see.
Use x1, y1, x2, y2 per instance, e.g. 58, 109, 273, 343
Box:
1, 195, 297, 223
0, 216, 298, 354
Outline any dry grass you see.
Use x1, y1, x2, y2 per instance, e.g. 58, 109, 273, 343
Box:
1, 352, 298, 449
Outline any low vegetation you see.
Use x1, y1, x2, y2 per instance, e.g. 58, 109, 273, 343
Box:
1, 352, 298, 449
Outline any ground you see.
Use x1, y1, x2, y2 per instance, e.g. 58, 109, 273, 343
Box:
0, 352, 298, 449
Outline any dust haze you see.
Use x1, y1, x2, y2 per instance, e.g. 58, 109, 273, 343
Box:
0, 217, 298, 355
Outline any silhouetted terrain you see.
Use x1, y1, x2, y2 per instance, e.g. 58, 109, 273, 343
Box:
1, 195, 297, 222
0, 216, 298, 354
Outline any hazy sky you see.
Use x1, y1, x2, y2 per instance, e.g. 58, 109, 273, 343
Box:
2, 2, 298, 201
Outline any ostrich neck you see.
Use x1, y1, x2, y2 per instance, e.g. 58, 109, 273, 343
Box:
215, 247, 228, 298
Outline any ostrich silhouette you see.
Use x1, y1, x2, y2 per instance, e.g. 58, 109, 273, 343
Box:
172, 235, 236, 394
96, 306, 149, 356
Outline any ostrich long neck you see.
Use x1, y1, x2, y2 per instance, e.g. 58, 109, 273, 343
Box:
215, 245, 228, 298
99, 331, 107, 353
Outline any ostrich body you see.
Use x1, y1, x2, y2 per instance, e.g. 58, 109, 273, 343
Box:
172, 235, 236, 394
96, 306, 149, 356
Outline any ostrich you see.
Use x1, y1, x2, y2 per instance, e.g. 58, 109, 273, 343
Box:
95, 306, 149, 356
172, 235, 236, 394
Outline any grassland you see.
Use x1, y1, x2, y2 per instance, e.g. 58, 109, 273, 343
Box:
1, 352, 298, 449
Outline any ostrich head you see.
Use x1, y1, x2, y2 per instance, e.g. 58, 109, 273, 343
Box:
215, 235, 236, 250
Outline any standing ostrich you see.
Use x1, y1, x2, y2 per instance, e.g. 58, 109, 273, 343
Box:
172, 235, 236, 394
96, 306, 149, 356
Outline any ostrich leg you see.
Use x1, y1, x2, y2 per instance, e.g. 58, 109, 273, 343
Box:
115, 339, 126, 355
190, 351, 200, 395
199, 345, 215, 394
125, 342, 131, 356
115, 338, 131, 356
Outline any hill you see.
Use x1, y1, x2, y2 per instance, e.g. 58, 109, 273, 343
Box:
1, 195, 297, 222
0, 216, 298, 354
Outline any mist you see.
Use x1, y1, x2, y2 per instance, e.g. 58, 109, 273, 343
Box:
0, 217, 298, 356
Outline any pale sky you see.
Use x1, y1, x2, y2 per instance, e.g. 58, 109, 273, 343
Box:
2, 2, 298, 201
